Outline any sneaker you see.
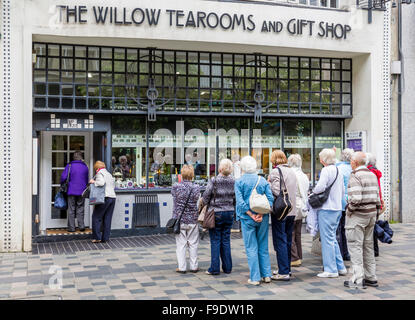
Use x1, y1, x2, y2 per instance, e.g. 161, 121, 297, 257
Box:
291, 260, 302, 267
247, 279, 260, 286
338, 269, 348, 276
262, 277, 271, 283
317, 272, 339, 278
273, 270, 292, 276
271, 274, 290, 281
363, 279, 379, 287
175, 268, 186, 274
344, 280, 367, 289
205, 270, 219, 275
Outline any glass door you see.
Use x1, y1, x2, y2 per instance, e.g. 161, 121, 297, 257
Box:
40, 132, 92, 231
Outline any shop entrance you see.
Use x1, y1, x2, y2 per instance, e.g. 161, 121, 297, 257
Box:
39, 132, 93, 233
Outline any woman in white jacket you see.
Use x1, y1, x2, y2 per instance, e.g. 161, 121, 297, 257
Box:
89, 161, 116, 243
287, 154, 310, 267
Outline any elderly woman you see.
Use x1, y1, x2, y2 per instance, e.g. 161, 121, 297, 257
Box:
313, 148, 346, 278
287, 154, 310, 268
234, 156, 274, 286
366, 152, 383, 257
335, 148, 354, 261
268, 150, 297, 281
171, 165, 201, 274
202, 159, 235, 275
89, 161, 116, 243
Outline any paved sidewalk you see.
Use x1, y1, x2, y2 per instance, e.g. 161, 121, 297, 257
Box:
1, 223, 415, 300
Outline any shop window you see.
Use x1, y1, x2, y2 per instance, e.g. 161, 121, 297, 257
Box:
314, 120, 342, 182
252, 119, 281, 177
112, 116, 147, 190
284, 119, 312, 181
217, 118, 249, 179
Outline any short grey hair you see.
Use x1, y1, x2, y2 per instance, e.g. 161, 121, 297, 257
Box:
73, 151, 83, 161
240, 156, 257, 174
340, 148, 354, 162
352, 152, 367, 166
287, 154, 302, 168
219, 159, 233, 176
366, 152, 376, 166
319, 148, 337, 165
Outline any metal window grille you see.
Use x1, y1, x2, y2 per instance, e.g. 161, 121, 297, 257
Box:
32, 42, 352, 118
133, 194, 160, 227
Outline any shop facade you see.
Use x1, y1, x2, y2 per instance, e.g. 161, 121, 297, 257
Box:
0, 0, 391, 251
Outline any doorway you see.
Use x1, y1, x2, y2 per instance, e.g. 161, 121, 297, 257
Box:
40, 132, 93, 233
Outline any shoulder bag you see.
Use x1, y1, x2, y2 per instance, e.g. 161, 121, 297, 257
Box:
166, 186, 193, 234
89, 172, 106, 205
272, 167, 292, 221
60, 164, 71, 194
249, 176, 271, 214
202, 178, 216, 229
308, 167, 338, 209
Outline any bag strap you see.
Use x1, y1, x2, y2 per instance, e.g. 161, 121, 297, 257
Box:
253, 176, 260, 193
327, 166, 339, 191
277, 167, 288, 192
66, 164, 72, 183
178, 184, 193, 222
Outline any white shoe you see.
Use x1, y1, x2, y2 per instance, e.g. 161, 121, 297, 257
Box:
317, 272, 339, 278
271, 274, 290, 281
248, 279, 260, 286
338, 269, 348, 276
273, 269, 292, 276
261, 277, 271, 283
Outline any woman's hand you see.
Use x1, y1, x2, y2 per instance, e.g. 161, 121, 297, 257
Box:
247, 210, 263, 223
89, 179, 95, 184
254, 214, 263, 223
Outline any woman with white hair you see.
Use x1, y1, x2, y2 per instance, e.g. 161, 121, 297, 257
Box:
312, 148, 346, 278
234, 156, 274, 285
335, 148, 354, 261
287, 154, 310, 268
202, 159, 236, 275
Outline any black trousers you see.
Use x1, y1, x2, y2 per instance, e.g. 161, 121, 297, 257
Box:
336, 211, 350, 260
92, 197, 116, 241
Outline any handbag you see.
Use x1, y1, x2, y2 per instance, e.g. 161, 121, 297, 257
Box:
308, 167, 338, 209
272, 167, 292, 221
166, 186, 193, 234
89, 172, 106, 205
81, 185, 90, 199
61, 164, 71, 194
54, 191, 68, 210
249, 176, 271, 214
202, 178, 216, 229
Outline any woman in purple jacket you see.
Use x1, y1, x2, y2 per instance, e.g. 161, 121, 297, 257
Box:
60, 151, 89, 232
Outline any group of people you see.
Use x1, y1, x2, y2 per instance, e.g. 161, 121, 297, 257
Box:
60, 153, 116, 243
171, 148, 383, 290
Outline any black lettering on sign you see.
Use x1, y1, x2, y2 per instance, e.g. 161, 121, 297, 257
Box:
132, 8, 145, 25
166, 9, 175, 26
186, 11, 196, 27
247, 14, 255, 31
93, 6, 109, 24
207, 12, 219, 28
318, 21, 325, 37
176, 10, 184, 27
220, 13, 232, 30
232, 14, 245, 30
197, 11, 207, 28
146, 8, 161, 26
78, 6, 87, 23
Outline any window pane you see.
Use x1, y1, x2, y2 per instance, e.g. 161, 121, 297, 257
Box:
112, 116, 146, 189
284, 119, 312, 181
314, 120, 342, 181
252, 119, 281, 177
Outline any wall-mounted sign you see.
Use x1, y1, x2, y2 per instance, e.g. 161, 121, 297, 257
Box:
56, 5, 352, 40
345, 131, 367, 152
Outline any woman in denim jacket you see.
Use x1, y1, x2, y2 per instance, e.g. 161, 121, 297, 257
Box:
234, 156, 274, 286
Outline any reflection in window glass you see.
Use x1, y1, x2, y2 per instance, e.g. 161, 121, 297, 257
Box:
252, 120, 281, 177
149, 117, 181, 188
111, 116, 146, 189
217, 118, 249, 180
284, 120, 312, 181
314, 120, 343, 182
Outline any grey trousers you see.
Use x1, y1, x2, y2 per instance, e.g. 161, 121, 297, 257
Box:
67, 195, 85, 230
345, 214, 377, 284
175, 223, 199, 271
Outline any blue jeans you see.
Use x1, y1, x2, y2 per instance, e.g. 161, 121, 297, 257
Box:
318, 209, 345, 274
271, 215, 295, 275
240, 214, 272, 282
92, 197, 116, 241
208, 211, 234, 274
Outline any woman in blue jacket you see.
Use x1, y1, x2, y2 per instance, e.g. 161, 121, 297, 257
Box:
234, 156, 274, 286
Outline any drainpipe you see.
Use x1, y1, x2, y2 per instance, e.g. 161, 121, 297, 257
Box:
397, 0, 403, 222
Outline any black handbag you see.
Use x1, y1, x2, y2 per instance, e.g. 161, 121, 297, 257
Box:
308, 167, 339, 209
272, 167, 292, 221
60, 164, 71, 193
81, 184, 90, 199
166, 187, 193, 234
